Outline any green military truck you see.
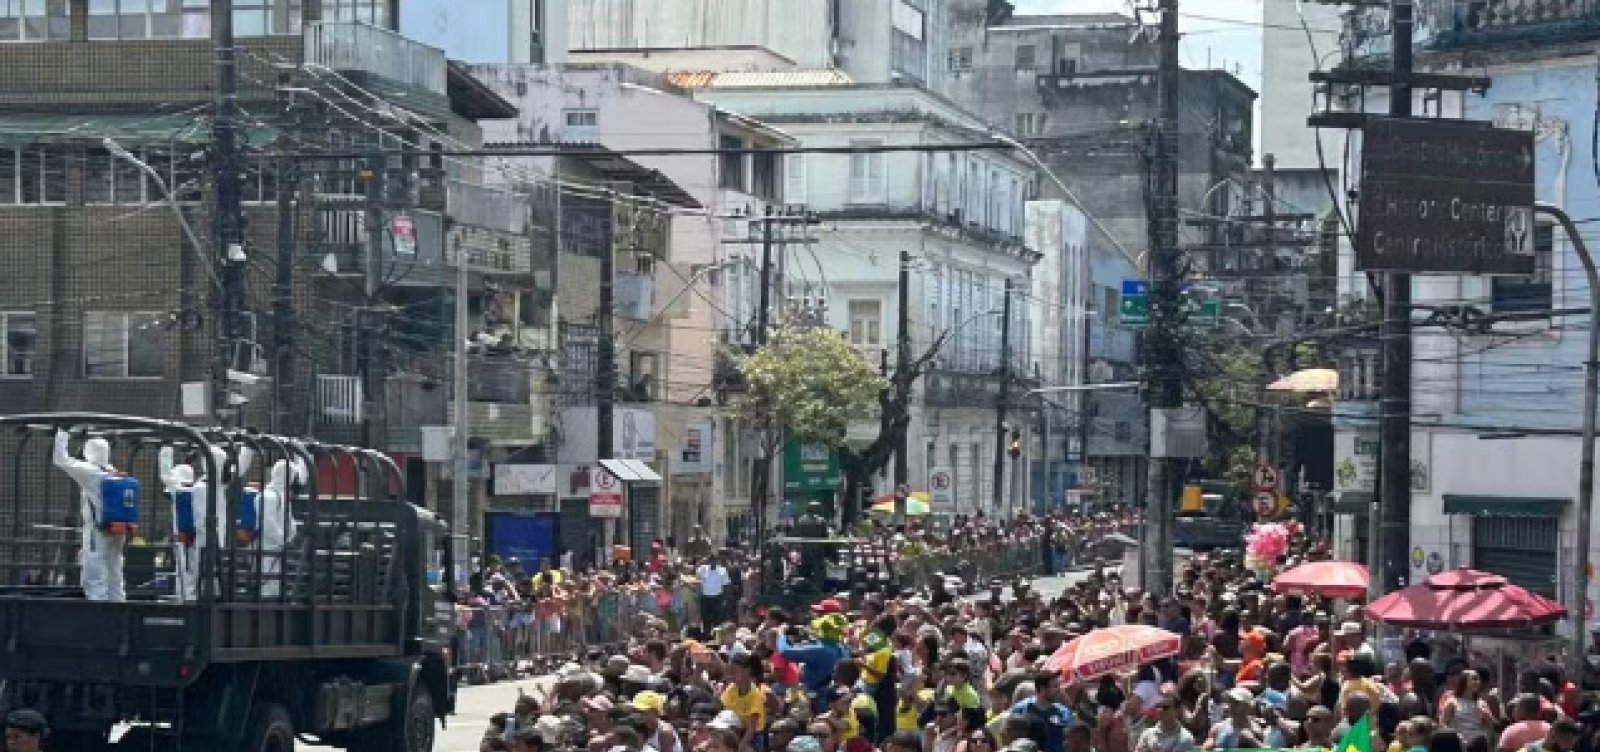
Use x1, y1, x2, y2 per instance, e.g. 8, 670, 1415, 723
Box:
0, 413, 456, 751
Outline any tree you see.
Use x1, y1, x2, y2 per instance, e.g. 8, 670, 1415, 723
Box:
730, 321, 886, 538
835, 332, 950, 528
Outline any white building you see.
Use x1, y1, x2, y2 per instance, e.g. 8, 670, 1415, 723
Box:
684, 75, 1041, 517
472, 62, 793, 546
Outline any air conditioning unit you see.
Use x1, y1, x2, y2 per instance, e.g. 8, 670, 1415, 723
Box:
318, 375, 364, 424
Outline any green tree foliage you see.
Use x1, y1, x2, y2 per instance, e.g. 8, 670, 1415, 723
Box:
731, 321, 887, 446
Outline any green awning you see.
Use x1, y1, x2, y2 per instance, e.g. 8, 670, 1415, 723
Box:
1331, 491, 1374, 515
0, 114, 277, 147
1442, 494, 1568, 517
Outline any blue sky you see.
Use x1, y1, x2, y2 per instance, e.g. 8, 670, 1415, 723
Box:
1014, 0, 1263, 95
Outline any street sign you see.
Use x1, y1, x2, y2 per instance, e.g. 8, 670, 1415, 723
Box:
389, 213, 416, 256
929, 467, 955, 514
1252, 491, 1278, 518
1252, 463, 1280, 491
588, 466, 623, 518
1119, 279, 1149, 327
1357, 117, 1536, 274
782, 438, 839, 493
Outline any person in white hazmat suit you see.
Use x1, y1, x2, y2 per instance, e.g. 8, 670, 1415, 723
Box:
52, 429, 127, 602
255, 458, 301, 598
158, 444, 253, 602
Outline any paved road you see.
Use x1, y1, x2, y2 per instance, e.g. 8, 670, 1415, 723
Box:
305, 569, 1119, 752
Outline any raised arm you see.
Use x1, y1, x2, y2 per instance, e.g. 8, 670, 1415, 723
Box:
52, 430, 102, 487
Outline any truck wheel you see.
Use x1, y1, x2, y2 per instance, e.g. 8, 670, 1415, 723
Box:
399, 688, 436, 752
350, 685, 434, 752
244, 702, 295, 752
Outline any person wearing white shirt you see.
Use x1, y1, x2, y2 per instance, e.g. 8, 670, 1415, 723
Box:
697, 558, 729, 630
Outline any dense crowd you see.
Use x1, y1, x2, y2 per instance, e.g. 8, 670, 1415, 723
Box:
472, 514, 1600, 752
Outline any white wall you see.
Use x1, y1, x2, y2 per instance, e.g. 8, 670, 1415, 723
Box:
1259, 0, 1342, 170
567, 0, 834, 67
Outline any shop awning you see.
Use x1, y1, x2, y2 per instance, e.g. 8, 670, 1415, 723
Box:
599, 458, 662, 484
1442, 494, 1568, 517
1331, 491, 1373, 515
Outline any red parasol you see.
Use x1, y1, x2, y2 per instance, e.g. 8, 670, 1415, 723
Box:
1043, 625, 1182, 682
1272, 560, 1369, 599
1364, 568, 1567, 630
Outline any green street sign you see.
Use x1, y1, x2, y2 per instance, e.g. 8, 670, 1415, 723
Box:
1119, 294, 1149, 327
783, 438, 840, 493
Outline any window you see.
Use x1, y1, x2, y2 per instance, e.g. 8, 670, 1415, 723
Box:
563, 109, 598, 143
324, 0, 385, 27
949, 46, 973, 72
89, 0, 211, 39
1, 312, 35, 377
1491, 222, 1554, 315
1015, 44, 1036, 72
1014, 112, 1044, 137
0, 0, 69, 42
848, 300, 882, 347
84, 311, 166, 378
751, 150, 778, 201
784, 154, 806, 204
848, 139, 885, 204
0, 146, 66, 205
719, 135, 745, 191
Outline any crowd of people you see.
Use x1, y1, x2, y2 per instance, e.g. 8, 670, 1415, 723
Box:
472, 514, 1600, 752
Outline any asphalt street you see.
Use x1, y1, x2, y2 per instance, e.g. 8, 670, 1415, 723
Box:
306, 568, 1118, 752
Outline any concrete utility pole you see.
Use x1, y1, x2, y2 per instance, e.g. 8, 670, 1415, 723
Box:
452, 237, 473, 591
212, 0, 246, 421
894, 247, 912, 524
992, 279, 1013, 516
360, 157, 386, 449
1379, 0, 1415, 594
1142, 0, 1183, 598
272, 72, 299, 436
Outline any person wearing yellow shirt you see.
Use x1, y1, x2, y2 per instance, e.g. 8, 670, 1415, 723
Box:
529, 558, 564, 589
721, 654, 766, 750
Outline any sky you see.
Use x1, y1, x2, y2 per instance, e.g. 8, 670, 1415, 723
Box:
1014, 0, 1264, 96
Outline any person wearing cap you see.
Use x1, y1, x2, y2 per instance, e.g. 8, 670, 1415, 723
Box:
631, 690, 682, 752
4, 709, 47, 752
780, 612, 849, 712
1202, 687, 1263, 749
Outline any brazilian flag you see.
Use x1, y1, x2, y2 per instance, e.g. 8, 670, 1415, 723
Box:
1334, 713, 1372, 752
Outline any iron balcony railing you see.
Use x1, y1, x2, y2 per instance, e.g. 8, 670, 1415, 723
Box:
303, 21, 447, 97
1350, 0, 1600, 56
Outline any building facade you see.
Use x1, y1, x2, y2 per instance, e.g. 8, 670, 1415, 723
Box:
1330, 6, 1600, 626
686, 79, 1040, 518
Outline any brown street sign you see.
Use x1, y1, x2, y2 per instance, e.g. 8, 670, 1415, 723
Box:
1358, 117, 1536, 275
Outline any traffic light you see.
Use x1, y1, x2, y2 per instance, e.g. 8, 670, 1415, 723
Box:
1008, 428, 1022, 459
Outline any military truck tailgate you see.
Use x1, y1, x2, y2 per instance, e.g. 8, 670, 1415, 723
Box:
0, 597, 203, 687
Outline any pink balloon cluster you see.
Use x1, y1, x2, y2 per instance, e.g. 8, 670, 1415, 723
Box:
1244, 523, 1291, 580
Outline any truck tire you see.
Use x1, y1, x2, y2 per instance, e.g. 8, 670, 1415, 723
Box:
350, 685, 434, 752
244, 702, 295, 752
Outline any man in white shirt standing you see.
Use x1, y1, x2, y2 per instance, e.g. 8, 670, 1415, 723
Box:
697, 556, 729, 631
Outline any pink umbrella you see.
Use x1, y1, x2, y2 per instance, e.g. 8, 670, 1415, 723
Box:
1365, 568, 1567, 630
1273, 560, 1369, 599
1043, 625, 1182, 682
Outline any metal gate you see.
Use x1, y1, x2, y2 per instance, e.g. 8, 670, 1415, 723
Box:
1472, 516, 1558, 596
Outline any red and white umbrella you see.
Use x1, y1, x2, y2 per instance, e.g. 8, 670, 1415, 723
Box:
1273, 560, 1369, 599
1365, 568, 1567, 630
1043, 625, 1182, 682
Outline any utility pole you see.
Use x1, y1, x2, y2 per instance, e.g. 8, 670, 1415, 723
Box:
1257, 155, 1277, 465
597, 193, 617, 540
1141, 0, 1182, 597
452, 236, 473, 589
1379, 0, 1414, 594
271, 72, 298, 435
755, 205, 775, 347
991, 279, 1013, 516
212, 0, 246, 421
360, 157, 386, 449
893, 247, 912, 524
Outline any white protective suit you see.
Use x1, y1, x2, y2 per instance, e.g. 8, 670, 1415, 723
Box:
53, 430, 126, 602
158, 444, 252, 602
257, 459, 300, 597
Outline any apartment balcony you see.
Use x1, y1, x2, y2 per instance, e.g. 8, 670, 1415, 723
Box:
922, 367, 1041, 409
304, 21, 449, 113
448, 402, 547, 446
1350, 0, 1600, 58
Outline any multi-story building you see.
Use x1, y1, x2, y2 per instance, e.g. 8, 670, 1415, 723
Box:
400, 0, 568, 65
681, 77, 1040, 517
471, 62, 791, 547
0, 1, 561, 551
1329, 3, 1600, 613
